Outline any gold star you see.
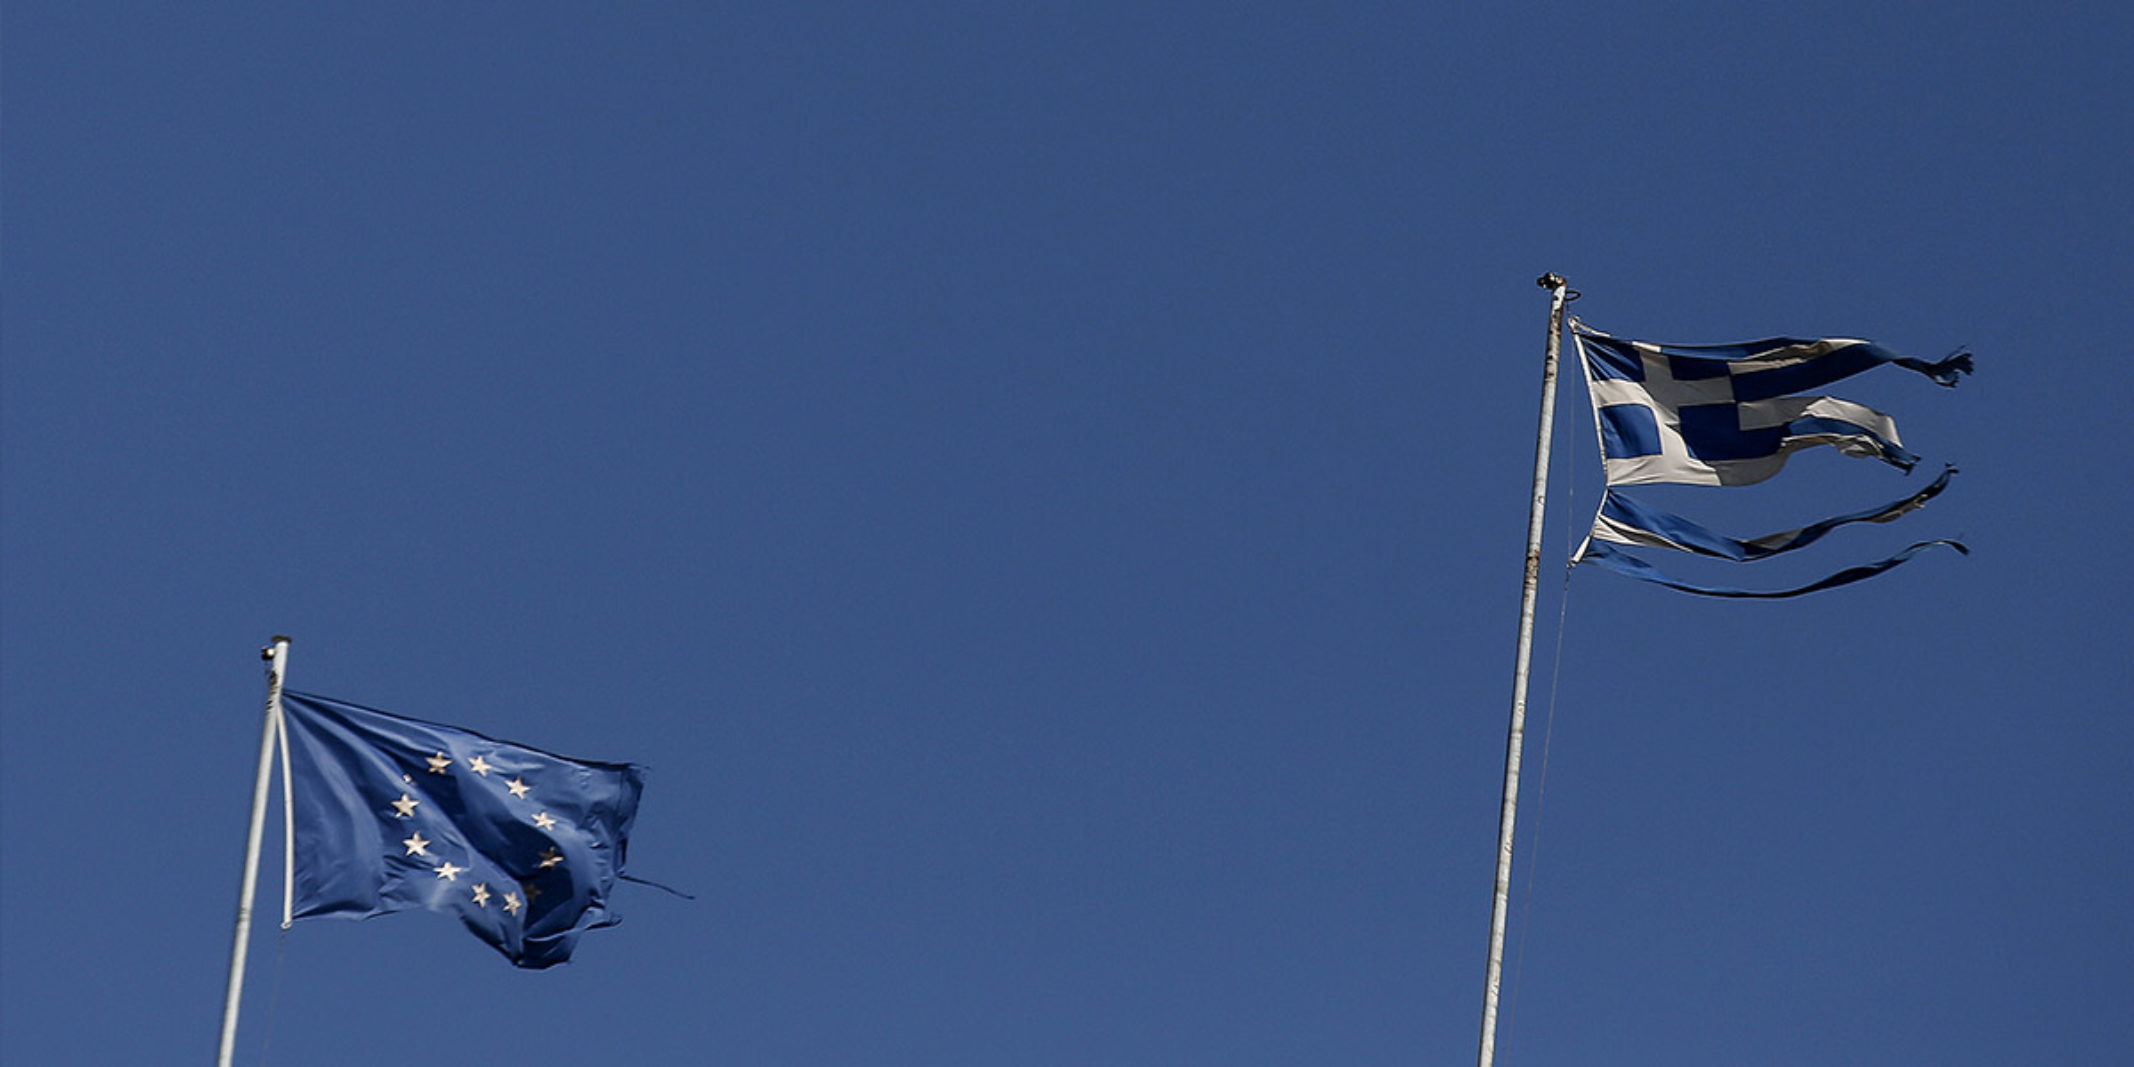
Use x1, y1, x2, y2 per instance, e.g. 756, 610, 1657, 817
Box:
505, 776, 531, 799
402, 832, 431, 857
532, 812, 557, 832
389, 793, 419, 818
503, 892, 522, 915
467, 755, 493, 776
426, 752, 452, 774
537, 847, 564, 869
435, 861, 464, 881
471, 883, 491, 908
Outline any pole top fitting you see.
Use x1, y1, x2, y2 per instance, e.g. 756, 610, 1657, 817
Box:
1536, 273, 1565, 290
261, 635, 291, 661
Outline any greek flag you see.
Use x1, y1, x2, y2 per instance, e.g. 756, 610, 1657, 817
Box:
1571, 324, 1971, 598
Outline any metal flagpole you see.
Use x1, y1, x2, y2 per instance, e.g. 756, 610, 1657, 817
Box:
278, 669, 296, 931
1477, 276, 1569, 1067
218, 635, 290, 1067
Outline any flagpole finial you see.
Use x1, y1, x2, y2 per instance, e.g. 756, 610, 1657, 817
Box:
1537, 272, 1565, 289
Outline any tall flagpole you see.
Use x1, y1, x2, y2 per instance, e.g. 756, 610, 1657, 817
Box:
219, 635, 290, 1067
1477, 276, 1569, 1067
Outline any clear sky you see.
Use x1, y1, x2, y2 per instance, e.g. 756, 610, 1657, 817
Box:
4, 3, 2129, 1064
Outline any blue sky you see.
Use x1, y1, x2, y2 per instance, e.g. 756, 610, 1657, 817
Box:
3, 3, 2129, 1064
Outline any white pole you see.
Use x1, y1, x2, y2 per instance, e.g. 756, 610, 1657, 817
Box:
218, 636, 289, 1067
1477, 277, 1569, 1067
278, 679, 295, 931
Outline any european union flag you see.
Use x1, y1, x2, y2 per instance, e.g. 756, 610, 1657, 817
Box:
279, 692, 646, 968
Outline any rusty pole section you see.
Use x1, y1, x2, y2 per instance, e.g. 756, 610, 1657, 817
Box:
1477, 276, 1569, 1067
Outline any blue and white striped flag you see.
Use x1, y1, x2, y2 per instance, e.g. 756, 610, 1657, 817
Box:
1571, 324, 1971, 598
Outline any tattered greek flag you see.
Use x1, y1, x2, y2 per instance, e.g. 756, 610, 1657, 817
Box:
1572, 324, 1972, 597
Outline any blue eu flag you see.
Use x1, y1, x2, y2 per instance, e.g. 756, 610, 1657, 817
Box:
280, 692, 647, 968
